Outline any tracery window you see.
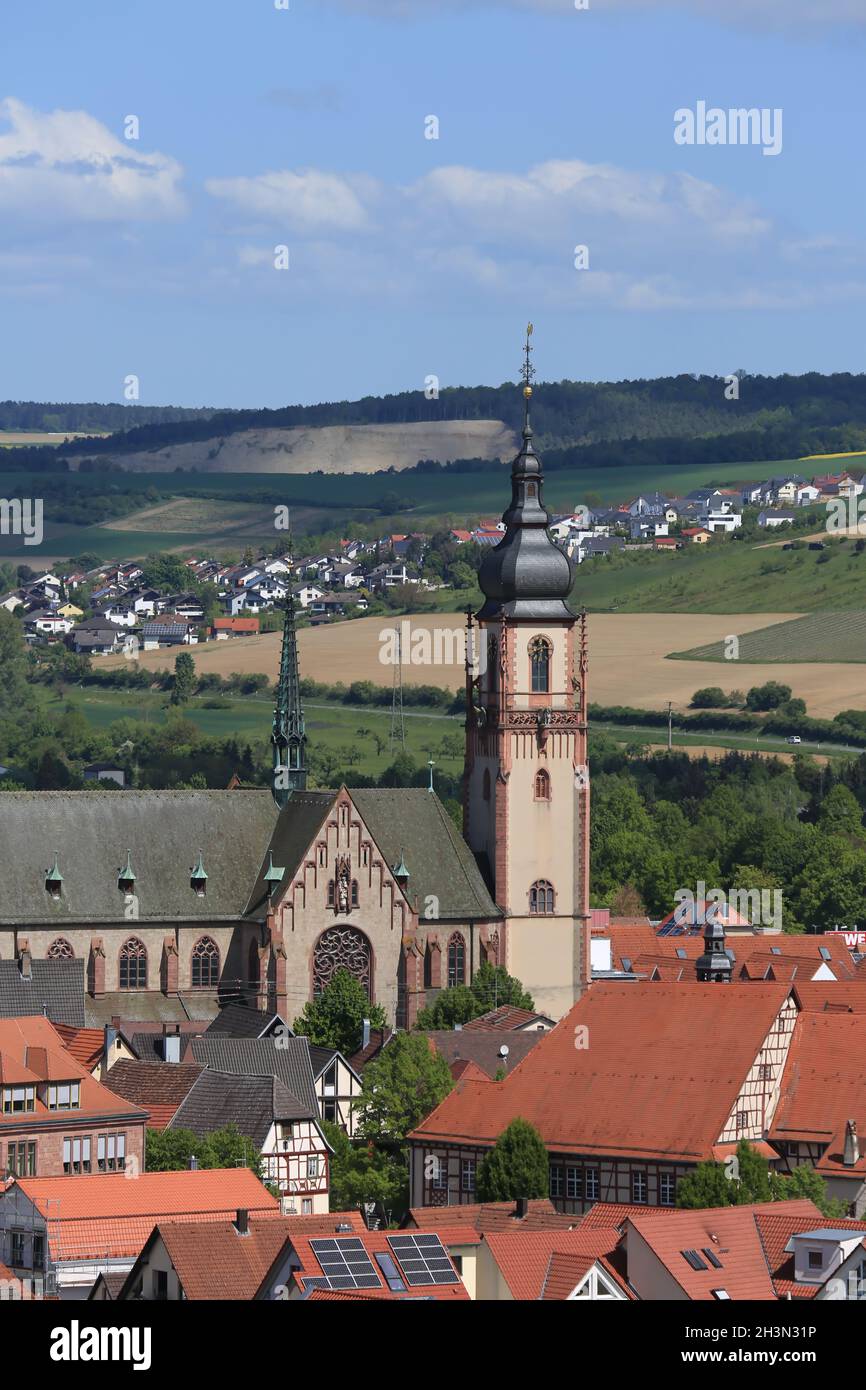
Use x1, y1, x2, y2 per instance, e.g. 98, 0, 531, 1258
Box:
119, 937, 147, 990
529, 880, 555, 914
313, 928, 371, 1000
191, 936, 220, 988
47, 938, 74, 960
447, 934, 466, 989
529, 636, 551, 694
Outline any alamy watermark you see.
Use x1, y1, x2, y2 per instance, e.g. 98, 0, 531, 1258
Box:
674, 102, 783, 158
675, 880, 783, 931
378, 619, 487, 676
0, 497, 43, 546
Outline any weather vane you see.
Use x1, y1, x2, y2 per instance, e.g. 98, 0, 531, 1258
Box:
521, 322, 535, 400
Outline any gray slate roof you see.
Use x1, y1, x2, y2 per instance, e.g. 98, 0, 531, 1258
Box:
203, 1003, 285, 1040
188, 1035, 319, 1117
0, 958, 85, 1027
245, 792, 336, 914
0, 790, 279, 925
351, 789, 500, 922
424, 1028, 544, 1078
170, 1070, 313, 1146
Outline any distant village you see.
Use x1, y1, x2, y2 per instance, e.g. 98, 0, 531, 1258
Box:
0, 466, 859, 658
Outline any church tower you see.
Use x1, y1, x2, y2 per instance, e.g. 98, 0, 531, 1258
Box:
272, 592, 307, 807
463, 326, 591, 1019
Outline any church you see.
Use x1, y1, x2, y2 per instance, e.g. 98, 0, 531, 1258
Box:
0, 359, 592, 1028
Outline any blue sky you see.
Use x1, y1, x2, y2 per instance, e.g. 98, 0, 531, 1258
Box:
2, 0, 865, 407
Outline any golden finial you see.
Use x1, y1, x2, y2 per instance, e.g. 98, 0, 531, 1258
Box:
520, 323, 535, 430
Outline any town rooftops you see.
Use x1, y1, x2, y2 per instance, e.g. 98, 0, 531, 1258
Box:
485, 1226, 630, 1301
187, 1035, 319, 1117
288, 1227, 469, 1300
0, 958, 85, 1026
170, 1069, 316, 1143
769, 1011, 866, 1169
407, 1198, 579, 1235
13, 1168, 280, 1263
118, 1214, 292, 1301
423, 1027, 544, 1079
0, 1016, 144, 1128
410, 982, 793, 1162
101, 1060, 203, 1130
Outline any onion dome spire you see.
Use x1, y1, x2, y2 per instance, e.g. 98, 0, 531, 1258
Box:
477, 324, 574, 621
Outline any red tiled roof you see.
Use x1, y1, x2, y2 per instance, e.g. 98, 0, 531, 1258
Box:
0, 1017, 143, 1127
54, 1025, 105, 1071
289, 1227, 469, 1300
793, 982, 866, 1013
411, 983, 792, 1162
15, 1169, 279, 1263
149, 1216, 291, 1300
305, 1289, 382, 1301
581, 1202, 684, 1230
625, 1204, 787, 1301
407, 1199, 577, 1235
484, 1227, 627, 1301
754, 1209, 866, 1298
278, 1210, 367, 1235
771, 1012, 866, 1168
449, 1059, 490, 1084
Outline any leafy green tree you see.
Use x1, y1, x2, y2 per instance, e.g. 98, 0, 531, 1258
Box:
770, 1164, 849, 1218
145, 1123, 261, 1175
415, 986, 479, 1031
476, 1118, 549, 1202
818, 784, 863, 837
676, 1160, 733, 1209
171, 651, 196, 706
321, 1120, 408, 1217
690, 687, 728, 709
293, 969, 386, 1058
745, 681, 792, 712
356, 1031, 453, 1140
415, 963, 534, 1030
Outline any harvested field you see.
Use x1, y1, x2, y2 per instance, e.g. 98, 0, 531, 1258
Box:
100, 611, 866, 719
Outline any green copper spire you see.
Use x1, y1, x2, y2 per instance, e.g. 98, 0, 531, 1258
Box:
45, 851, 63, 884
272, 591, 307, 807
118, 850, 136, 887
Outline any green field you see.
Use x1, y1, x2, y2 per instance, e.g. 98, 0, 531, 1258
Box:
571, 534, 866, 613
0, 457, 786, 565
668, 611, 866, 664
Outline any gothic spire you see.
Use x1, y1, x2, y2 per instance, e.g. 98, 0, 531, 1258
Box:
272, 590, 306, 807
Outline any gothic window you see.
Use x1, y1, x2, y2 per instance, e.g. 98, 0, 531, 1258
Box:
483, 768, 491, 801
534, 768, 551, 801
47, 938, 74, 960
529, 636, 551, 694
351, 880, 359, 909
191, 936, 220, 988
447, 934, 466, 988
327, 882, 335, 908
313, 927, 371, 1000
119, 937, 147, 990
529, 880, 555, 914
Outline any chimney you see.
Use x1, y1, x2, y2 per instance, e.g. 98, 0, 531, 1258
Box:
162, 1022, 181, 1064
234, 1208, 249, 1236
844, 1119, 860, 1167
362, 1017, 371, 1050
514, 1198, 529, 1220
18, 943, 31, 981
188, 1154, 198, 1170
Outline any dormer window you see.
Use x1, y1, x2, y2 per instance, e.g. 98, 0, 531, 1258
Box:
190, 851, 208, 897
45, 852, 63, 900
117, 850, 136, 896
3, 1087, 35, 1115
47, 1082, 80, 1111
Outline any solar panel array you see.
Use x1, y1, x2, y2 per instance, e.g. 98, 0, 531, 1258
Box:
387, 1233, 460, 1287
310, 1237, 382, 1290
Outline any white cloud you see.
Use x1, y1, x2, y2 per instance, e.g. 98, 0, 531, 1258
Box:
0, 97, 185, 221
206, 169, 374, 231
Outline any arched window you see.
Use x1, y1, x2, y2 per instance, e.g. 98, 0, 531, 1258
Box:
483, 768, 491, 801
448, 933, 466, 989
119, 937, 147, 990
534, 768, 551, 801
529, 880, 555, 914
313, 927, 371, 1000
529, 637, 551, 694
191, 936, 220, 989
47, 938, 74, 960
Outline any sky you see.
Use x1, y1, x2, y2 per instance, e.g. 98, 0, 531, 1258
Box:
1, 0, 865, 408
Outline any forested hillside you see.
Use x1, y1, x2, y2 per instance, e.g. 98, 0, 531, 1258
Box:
5, 369, 866, 461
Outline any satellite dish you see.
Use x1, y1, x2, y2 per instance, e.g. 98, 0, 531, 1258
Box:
498, 1044, 509, 1058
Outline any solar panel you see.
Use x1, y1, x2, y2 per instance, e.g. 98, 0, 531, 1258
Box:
387, 1233, 460, 1287
310, 1237, 383, 1290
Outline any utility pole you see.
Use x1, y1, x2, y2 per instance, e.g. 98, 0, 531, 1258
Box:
389, 627, 405, 754
667, 700, 673, 751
